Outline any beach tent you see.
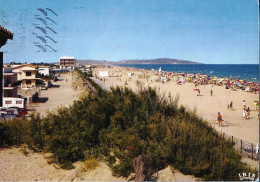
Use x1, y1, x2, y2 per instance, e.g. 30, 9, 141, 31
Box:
177, 76, 186, 83
245, 86, 251, 92
99, 71, 109, 77
127, 72, 133, 77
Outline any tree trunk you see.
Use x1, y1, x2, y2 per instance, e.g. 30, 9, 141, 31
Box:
133, 154, 155, 181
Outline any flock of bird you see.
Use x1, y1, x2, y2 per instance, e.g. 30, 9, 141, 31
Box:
33, 8, 58, 52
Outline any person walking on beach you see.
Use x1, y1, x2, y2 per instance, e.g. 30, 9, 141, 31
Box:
197, 90, 200, 96
246, 107, 250, 119
242, 108, 246, 119
230, 102, 233, 109
243, 100, 246, 109
217, 112, 223, 127
210, 89, 213, 96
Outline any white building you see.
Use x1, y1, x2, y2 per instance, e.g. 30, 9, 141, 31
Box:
38, 66, 51, 76
60, 56, 76, 70
3, 97, 24, 108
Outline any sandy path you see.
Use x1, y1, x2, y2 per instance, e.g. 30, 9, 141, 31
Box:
31, 72, 79, 117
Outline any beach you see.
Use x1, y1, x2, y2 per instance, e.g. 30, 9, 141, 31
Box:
92, 66, 259, 145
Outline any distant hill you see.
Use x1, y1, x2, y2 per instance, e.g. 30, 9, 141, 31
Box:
75, 58, 199, 65
117, 58, 199, 64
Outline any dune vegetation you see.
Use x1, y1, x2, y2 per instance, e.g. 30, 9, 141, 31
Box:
0, 69, 257, 181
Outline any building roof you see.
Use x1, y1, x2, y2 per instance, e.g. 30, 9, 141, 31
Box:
12, 64, 36, 70
0, 26, 13, 48
60, 56, 75, 59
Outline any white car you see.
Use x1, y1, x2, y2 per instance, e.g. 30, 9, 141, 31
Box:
0, 111, 16, 122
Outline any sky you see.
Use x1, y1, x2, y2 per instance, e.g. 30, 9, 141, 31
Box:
0, 0, 259, 64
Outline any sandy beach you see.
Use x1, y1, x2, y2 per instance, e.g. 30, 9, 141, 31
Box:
92, 66, 259, 145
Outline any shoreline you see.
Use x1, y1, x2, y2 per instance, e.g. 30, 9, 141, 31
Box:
116, 64, 259, 83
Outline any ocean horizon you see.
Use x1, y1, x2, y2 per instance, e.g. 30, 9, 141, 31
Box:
118, 64, 259, 82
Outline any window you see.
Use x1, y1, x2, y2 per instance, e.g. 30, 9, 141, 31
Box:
26, 72, 32, 76
5, 101, 12, 104
16, 101, 22, 104
26, 80, 31, 85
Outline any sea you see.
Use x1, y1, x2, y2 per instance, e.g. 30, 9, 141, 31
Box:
118, 64, 259, 82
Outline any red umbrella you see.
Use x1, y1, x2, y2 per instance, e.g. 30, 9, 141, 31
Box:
210, 82, 213, 84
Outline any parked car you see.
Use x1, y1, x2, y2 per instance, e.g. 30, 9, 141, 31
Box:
6, 108, 20, 117
0, 111, 16, 121
18, 108, 28, 116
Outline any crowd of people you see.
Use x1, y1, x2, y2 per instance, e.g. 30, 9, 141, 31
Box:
167, 72, 259, 94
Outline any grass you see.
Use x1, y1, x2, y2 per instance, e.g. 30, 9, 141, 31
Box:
82, 158, 99, 172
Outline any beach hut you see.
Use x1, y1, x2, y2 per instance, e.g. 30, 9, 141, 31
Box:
99, 71, 108, 77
